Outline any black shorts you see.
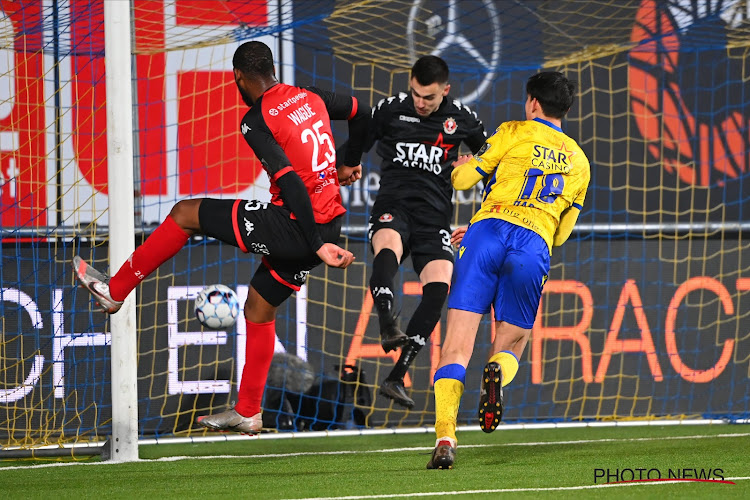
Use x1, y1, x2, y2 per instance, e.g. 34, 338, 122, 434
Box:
199, 198, 342, 291
368, 198, 454, 275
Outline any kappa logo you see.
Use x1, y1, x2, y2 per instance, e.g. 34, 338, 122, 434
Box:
379, 213, 394, 223
241, 122, 251, 135
244, 218, 254, 235
443, 117, 457, 135
412, 335, 427, 346
372, 286, 393, 298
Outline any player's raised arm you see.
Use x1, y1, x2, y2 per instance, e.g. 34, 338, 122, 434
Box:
451, 125, 507, 190
462, 106, 488, 155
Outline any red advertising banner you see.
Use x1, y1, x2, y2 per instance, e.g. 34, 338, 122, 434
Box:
1, 0, 273, 229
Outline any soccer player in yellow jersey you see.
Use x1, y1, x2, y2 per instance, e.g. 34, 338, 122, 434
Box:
427, 72, 590, 469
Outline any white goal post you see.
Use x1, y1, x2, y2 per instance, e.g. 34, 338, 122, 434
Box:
104, 0, 138, 463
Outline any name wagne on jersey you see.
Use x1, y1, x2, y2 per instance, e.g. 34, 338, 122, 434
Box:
287, 103, 317, 126
393, 141, 444, 174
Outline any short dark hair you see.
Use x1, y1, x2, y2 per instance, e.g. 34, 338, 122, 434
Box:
233, 41, 274, 76
526, 72, 575, 119
411, 55, 449, 86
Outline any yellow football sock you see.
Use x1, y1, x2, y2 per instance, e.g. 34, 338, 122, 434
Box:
433, 378, 464, 442
489, 351, 519, 387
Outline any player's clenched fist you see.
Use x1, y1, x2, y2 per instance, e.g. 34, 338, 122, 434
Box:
338, 164, 362, 186
316, 242, 355, 268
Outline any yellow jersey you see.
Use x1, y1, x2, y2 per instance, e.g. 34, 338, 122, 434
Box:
452, 118, 590, 251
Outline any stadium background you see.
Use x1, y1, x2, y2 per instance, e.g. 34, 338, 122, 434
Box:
1, 0, 749, 451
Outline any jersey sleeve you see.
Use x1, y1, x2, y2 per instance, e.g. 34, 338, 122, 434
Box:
460, 104, 488, 154
240, 109, 292, 178
306, 86, 370, 167
364, 96, 394, 151
571, 164, 590, 210
572, 185, 587, 210
239, 109, 325, 252
451, 124, 509, 190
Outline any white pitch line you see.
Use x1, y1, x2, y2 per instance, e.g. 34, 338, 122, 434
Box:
1, 432, 748, 471
287, 477, 750, 500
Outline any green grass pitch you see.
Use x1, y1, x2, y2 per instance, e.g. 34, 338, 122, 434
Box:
2, 424, 748, 499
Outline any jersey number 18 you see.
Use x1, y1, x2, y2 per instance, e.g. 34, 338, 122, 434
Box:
518, 168, 564, 205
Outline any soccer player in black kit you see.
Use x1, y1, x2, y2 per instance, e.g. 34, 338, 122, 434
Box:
366, 56, 486, 408
73, 41, 368, 434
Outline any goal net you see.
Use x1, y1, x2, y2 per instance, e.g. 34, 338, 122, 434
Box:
1, 0, 749, 455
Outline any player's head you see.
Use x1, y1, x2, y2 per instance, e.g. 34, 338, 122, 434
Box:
525, 72, 575, 120
409, 55, 450, 117
232, 41, 277, 106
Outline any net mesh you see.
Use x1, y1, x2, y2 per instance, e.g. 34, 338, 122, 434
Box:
1, 0, 749, 453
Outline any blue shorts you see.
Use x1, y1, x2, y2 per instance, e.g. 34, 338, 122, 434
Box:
447, 218, 550, 329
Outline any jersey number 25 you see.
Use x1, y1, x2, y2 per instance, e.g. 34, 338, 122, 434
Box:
301, 120, 336, 172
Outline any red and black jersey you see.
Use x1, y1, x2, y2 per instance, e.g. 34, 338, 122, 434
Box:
367, 92, 486, 215
240, 83, 363, 224
239, 83, 367, 251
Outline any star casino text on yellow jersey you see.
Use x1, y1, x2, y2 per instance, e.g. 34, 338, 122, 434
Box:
466, 119, 590, 251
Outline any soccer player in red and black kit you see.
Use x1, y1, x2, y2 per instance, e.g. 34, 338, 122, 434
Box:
366, 56, 486, 408
72, 41, 368, 434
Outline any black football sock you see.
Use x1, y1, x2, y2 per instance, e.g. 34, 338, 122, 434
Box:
388, 281, 449, 380
369, 248, 400, 331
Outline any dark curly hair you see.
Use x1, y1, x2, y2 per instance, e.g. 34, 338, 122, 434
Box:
232, 41, 274, 76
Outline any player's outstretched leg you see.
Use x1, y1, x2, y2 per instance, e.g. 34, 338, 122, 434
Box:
426, 436, 457, 470
370, 248, 408, 352
478, 361, 504, 432
72, 256, 124, 314
73, 210, 193, 313
381, 281, 449, 407
196, 408, 262, 435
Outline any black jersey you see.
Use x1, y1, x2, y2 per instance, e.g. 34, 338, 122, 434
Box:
367, 91, 486, 215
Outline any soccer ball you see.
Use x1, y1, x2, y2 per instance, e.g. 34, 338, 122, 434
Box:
194, 284, 240, 329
